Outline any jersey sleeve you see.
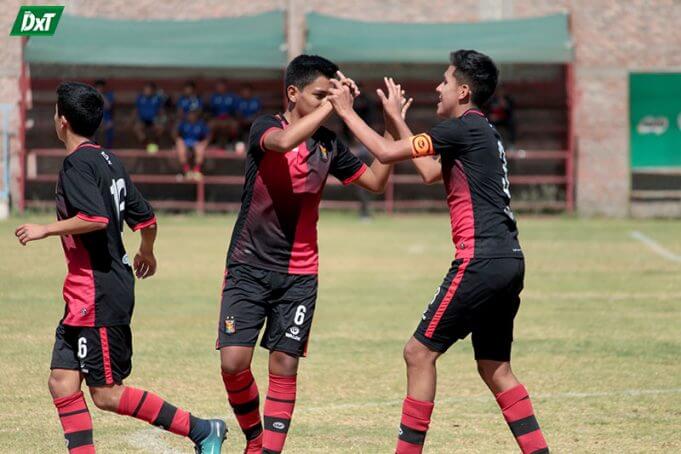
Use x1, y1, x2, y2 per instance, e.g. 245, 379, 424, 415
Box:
406, 119, 468, 158
426, 119, 468, 156
123, 171, 156, 231
61, 160, 110, 225
330, 140, 367, 185
248, 115, 283, 154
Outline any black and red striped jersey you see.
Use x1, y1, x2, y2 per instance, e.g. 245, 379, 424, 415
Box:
56, 142, 156, 327
425, 109, 523, 259
227, 114, 367, 274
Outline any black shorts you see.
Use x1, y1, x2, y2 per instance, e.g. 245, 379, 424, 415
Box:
414, 257, 524, 361
50, 323, 132, 387
216, 264, 318, 357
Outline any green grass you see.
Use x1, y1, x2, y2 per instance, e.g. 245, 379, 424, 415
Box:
1, 212, 680, 453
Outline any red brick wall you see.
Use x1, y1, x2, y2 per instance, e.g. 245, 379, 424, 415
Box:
3, 0, 680, 216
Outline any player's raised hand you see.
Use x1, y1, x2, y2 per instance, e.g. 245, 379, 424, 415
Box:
400, 92, 414, 120
336, 70, 360, 98
327, 78, 354, 117
14, 223, 48, 246
133, 249, 157, 279
377, 77, 404, 121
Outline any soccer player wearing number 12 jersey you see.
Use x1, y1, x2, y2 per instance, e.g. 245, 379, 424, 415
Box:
15, 82, 226, 453
328, 50, 549, 453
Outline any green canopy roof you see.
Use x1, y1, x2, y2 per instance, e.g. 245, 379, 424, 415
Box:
25, 11, 286, 69
306, 13, 573, 64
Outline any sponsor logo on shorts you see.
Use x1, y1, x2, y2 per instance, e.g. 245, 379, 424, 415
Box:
285, 327, 301, 341
224, 316, 236, 334
273, 421, 286, 430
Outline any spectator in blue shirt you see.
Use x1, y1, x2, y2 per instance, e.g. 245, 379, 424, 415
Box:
175, 107, 210, 179
177, 80, 203, 119
133, 81, 166, 153
208, 79, 239, 149
235, 83, 262, 142
94, 79, 114, 148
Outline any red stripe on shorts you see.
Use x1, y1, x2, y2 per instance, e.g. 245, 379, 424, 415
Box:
424, 258, 470, 338
99, 327, 114, 384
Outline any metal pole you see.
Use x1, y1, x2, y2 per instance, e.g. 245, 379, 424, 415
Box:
566, 63, 575, 213
18, 37, 29, 214
286, 0, 305, 62
1, 104, 12, 200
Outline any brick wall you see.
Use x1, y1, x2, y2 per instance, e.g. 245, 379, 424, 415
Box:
3, 0, 680, 216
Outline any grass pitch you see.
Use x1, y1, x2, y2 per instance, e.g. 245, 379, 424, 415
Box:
1, 212, 680, 453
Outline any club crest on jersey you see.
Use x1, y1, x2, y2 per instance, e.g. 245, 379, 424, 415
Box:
224, 316, 236, 334
319, 144, 329, 161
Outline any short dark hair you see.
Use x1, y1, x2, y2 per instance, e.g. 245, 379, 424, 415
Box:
93, 79, 106, 88
184, 80, 196, 89
285, 55, 339, 90
56, 82, 103, 137
449, 50, 499, 106
144, 81, 156, 90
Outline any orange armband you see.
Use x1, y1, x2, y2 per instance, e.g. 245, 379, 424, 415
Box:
410, 133, 434, 157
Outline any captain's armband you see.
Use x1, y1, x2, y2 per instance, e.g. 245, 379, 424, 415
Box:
409, 133, 435, 157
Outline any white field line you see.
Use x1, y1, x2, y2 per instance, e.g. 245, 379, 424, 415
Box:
127, 427, 183, 454
303, 387, 681, 413
630, 230, 681, 263
127, 388, 681, 452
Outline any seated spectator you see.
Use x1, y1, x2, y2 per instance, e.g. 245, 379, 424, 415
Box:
235, 84, 262, 142
177, 80, 203, 119
94, 79, 114, 148
208, 79, 239, 149
133, 81, 166, 153
487, 87, 516, 149
175, 107, 210, 179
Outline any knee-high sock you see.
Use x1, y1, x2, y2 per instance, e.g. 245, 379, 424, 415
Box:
262, 374, 297, 454
54, 391, 95, 454
222, 369, 263, 452
395, 396, 434, 454
496, 384, 549, 454
116, 386, 209, 443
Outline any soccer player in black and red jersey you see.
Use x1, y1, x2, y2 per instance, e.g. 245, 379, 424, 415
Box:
217, 55, 410, 454
327, 50, 549, 454
14, 82, 226, 453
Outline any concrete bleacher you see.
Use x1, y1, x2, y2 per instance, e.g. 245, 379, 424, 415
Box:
24, 75, 570, 213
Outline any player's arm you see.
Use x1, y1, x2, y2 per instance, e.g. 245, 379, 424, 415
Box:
379, 78, 442, 184
123, 174, 158, 279
15, 216, 107, 245
262, 102, 334, 153
134, 223, 157, 279
328, 80, 428, 165
352, 92, 414, 193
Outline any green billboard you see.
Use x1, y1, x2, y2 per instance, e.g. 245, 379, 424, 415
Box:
630, 73, 681, 169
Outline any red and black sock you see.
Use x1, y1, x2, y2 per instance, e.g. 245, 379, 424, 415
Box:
222, 369, 263, 453
395, 396, 434, 454
53, 391, 95, 454
496, 384, 549, 454
116, 386, 210, 444
182, 163, 190, 174
262, 374, 297, 454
